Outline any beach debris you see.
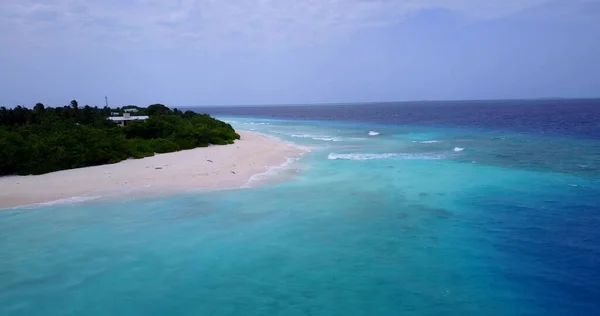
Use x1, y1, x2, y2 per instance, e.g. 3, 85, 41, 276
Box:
155, 167, 162, 170
207, 159, 213, 163
231, 171, 236, 174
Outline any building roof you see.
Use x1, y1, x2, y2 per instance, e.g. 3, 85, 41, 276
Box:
107, 116, 149, 121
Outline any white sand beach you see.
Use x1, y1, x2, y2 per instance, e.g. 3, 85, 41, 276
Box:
0, 131, 306, 209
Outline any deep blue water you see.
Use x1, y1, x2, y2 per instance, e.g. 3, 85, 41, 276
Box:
196, 99, 600, 139
1, 100, 599, 315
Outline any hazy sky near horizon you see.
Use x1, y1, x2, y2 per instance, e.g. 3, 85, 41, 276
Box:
1, 0, 599, 107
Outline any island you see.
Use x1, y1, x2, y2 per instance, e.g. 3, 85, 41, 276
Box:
0, 101, 305, 208
0, 101, 241, 175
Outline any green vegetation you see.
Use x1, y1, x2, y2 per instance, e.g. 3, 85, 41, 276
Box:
0, 101, 240, 175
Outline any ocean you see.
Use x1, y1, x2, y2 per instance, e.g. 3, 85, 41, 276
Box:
1, 100, 599, 315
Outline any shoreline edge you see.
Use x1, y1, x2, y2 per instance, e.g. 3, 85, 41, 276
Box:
0, 131, 307, 209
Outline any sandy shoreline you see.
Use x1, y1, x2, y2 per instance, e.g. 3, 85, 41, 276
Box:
0, 131, 306, 209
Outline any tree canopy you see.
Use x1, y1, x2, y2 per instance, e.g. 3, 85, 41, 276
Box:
0, 101, 239, 175
146, 104, 173, 116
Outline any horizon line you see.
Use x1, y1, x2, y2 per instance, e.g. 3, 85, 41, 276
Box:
5, 97, 600, 109
187, 97, 600, 108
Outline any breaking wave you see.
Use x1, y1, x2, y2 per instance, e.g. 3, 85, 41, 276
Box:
327, 152, 447, 161
414, 140, 440, 143
244, 156, 302, 187
368, 131, 380, 136
243, 122, 271, 125
15, 195, 102, 209
291, 134, 343, 142
453, 147, 465, 152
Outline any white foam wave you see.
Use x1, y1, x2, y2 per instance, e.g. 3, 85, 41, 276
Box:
243, 122, 270, 125
291, 134, 343, 142
17, 195, 102, 209
244, 157, 300, 186
313, 137, 343, 142
290, 133, 316, 138
368, 131, 380, 136
453, 147, 465, 152
415, 140, 440, 144
327, 152, 446, 161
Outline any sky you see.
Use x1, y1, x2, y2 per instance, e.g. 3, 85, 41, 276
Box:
1, 0, 599, 107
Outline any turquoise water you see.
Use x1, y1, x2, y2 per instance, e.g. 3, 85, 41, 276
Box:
1, 116, 599, 315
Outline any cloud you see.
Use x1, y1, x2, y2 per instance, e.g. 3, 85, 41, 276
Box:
0, 0, 567, 49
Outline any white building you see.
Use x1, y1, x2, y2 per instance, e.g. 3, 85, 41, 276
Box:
107, 113, 149, 127
124, 108, 139, 113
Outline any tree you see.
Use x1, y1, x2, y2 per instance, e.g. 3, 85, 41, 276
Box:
34, 103, 45, 113
183, 110, 196, 119
147, 104, 171, 116
0, 107, 9, 125
12, 106, 30, 125
81, 105, 94, 124
0, 102, 239, 175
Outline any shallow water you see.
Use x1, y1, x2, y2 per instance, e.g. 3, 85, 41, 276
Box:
2, 102, 600, 315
